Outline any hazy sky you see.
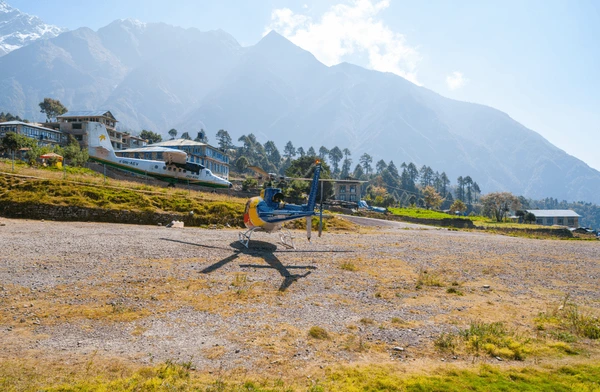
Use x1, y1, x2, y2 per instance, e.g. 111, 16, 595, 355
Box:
10, 0, 600, 171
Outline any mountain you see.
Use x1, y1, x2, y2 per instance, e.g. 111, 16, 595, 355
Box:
0, 1, 65, 56
179, 32, 600, 203
0, 17, 598, 203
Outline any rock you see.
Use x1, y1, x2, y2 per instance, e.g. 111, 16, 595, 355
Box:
166, 220, 184, 228
495, 356, 503, 361
483, 285, 490, 289
393, 347, 404, 352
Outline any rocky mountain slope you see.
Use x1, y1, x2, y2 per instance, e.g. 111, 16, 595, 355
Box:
0, 1, 65, 56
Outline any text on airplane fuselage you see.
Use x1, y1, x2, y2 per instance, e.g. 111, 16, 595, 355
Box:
118, 159, 140, 167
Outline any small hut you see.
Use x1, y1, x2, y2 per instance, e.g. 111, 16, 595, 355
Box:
40, 152, 64, 168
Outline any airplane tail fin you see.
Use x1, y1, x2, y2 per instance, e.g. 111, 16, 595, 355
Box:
87, 122, 117, 160
306, 161, 322, 212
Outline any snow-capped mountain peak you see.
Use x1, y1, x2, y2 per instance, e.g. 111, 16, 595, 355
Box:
0, 1, 66, 56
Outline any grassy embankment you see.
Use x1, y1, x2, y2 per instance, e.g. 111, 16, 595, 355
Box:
0, 161, 354, 231
387, 207, 582, 239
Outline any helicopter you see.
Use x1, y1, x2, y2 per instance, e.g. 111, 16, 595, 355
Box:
240, 160, 325, 249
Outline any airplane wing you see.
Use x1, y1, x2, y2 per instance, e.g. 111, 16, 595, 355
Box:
162, 149, 187, 165
247, 166, 270, 178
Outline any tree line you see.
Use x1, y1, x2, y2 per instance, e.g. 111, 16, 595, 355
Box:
206, 129, 481, 210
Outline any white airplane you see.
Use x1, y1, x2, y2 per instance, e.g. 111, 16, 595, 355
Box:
86, 122, 232, 188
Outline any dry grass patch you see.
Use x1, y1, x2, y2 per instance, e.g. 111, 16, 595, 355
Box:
416, 267, 445, 289
308, 326, 330, 340
203, 345, 227, 360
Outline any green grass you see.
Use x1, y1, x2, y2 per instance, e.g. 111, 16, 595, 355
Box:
388, 207, 464, 220
0, 173, 246, 226
536, 299, 600, 341
340, 261, 358, 271
3, 360, 600, 391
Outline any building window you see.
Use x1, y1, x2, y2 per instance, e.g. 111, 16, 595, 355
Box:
567, 218, 575, 226
546, 217, 554, 225
72, 123, 82, 130
557, 218, 564, 225
350, 185, 356, 193
339, 185, 346, 193
536, 219, 543, 225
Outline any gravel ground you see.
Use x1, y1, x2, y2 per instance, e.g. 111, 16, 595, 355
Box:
0, 218, 598, 373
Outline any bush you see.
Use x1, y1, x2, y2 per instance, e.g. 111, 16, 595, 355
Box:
308, 326, 329, 340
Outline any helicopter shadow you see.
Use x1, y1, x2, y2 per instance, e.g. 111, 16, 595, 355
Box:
161, 238, 322, 292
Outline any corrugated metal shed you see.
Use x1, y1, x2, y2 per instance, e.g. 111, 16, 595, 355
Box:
526, 209, 580, 217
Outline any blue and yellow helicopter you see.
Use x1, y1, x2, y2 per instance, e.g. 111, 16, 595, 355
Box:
240, 161, 324, 248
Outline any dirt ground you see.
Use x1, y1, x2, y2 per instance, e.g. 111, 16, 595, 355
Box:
0, 217, 599, 378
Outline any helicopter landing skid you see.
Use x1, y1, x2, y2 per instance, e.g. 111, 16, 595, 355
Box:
239, 227, 259, 248
279, 229, 295, 249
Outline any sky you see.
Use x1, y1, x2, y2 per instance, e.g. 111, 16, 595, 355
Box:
9, 0, 600, 171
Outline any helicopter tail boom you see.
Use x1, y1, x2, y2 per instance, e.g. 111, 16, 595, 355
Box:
306, 162, 322, 212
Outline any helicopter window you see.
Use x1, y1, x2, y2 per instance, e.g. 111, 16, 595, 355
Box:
272, 192, 284, 203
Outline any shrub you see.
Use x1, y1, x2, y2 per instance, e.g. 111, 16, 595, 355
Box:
308, 326, 330, 340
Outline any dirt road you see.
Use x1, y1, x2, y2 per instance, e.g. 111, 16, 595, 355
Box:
0, 218, 598, 374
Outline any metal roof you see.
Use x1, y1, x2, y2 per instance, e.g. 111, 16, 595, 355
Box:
0, 121, 60, 132
526, 209, 581, 217
58, 110, 117, 120
153, 139, 207, 147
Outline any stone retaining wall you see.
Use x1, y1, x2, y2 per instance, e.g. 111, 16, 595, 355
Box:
0, 201, 243, 227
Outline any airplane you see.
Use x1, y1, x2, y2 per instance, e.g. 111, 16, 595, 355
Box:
86, 122, 232, 188
240, 161, 324, 249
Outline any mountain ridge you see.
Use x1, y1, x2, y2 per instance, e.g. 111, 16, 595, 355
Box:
0, 17, 598, 203
0, 0, 65, 56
